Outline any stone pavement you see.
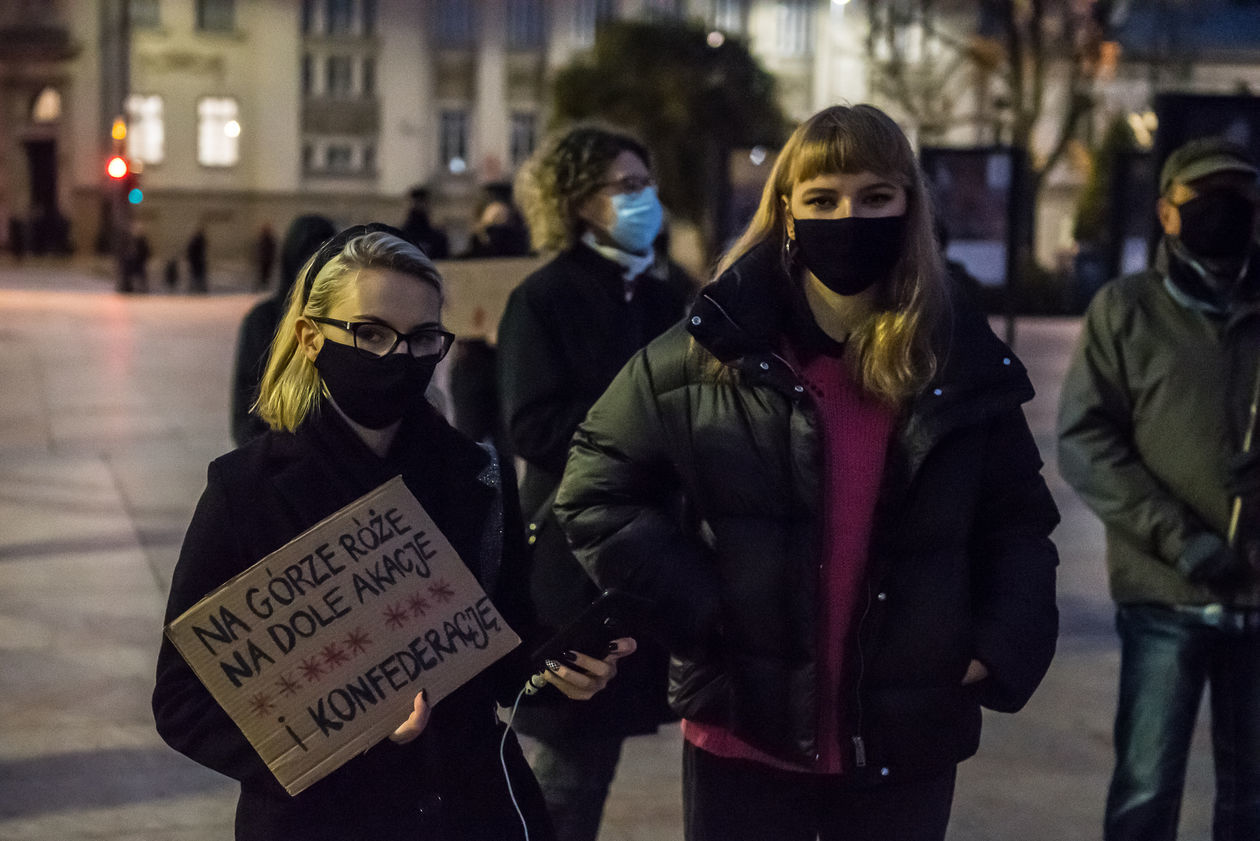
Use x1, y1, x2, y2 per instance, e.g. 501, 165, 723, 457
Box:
0, 260, 1215, 840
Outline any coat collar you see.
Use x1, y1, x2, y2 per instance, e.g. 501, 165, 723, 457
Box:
271, 402, 495, 550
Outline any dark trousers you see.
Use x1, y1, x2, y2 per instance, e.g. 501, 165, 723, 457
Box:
1105, 603, 1260, 841
527, 733, 624, 841
683, 741, 956, 841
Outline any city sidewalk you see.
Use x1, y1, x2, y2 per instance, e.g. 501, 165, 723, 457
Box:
0, 262, 1215, 840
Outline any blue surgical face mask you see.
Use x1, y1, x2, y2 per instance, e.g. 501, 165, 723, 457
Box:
608, 186, 664, 255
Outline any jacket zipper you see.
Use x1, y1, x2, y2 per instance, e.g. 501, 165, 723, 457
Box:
851, 579, 875, 768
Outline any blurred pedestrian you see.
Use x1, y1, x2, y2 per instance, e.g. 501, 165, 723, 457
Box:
230, 214, 337, 446
461, 182, 530, 258
496, 124, 694, 841
400, 185, 450, 259
8, 216, 25, 262
186, 226, 208, 293
255, 222, 277, 290
119, 222, 151, 294
555, 104, 1060, 841
1058, 136, 1260, 841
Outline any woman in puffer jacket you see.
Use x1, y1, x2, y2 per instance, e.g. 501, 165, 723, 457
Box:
554, 104, 1060, 841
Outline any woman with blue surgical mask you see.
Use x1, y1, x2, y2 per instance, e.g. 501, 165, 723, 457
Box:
495, 126, 696, 841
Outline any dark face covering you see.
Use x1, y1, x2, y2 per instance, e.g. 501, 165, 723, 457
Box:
314, 340, 436, 430
1177, 189, 1257, 261
792, 215, 908, 296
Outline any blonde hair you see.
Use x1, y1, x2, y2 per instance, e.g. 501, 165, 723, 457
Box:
715, 104, 948, 404
254, 229, 444, 432
514, 124, 651, 252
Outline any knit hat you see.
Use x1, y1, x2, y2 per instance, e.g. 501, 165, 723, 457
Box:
1159, 137, 1258, 194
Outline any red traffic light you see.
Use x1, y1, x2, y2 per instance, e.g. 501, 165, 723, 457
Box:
107, 155, 129, 179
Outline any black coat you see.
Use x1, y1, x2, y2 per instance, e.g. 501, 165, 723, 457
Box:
496, 244, 693, 739
556, 241, 1060, 781
153, 404, 552, 841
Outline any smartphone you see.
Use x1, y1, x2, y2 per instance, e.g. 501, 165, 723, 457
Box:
528, 588, 649, 672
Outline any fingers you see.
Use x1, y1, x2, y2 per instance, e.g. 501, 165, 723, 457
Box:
606, 636, 638, 659
960, 659, 989, 686
535, 637, 638, 701
388, 690, 431, 744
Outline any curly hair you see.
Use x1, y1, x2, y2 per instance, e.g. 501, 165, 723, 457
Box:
514, 124, 651, 252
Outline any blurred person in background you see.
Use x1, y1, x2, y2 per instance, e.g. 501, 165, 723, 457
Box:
496, 124, 694, 841
400, 185, 450, 260
231, 214, 337, 446
1058, 136, 1260, 841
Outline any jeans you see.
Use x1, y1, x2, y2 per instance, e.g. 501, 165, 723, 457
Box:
683, 742, 956, 841
526, 734, 624, 841
1105, 603, 1260, 841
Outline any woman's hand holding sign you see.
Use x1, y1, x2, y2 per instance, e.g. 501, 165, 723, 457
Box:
389, 689, 432, 745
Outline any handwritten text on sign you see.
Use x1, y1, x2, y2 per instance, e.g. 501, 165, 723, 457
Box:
165, 476, 520, 795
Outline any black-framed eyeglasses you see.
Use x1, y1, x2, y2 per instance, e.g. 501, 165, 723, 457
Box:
597, 175, 656, 195
309, 317, 455, 361
301, 222, 410, 305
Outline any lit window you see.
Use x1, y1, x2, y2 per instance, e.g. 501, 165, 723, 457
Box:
130, 0, 161, 29
197, 97, 240, 167
712, 0, 744, 33
440, 109, 469, 173
196, 0, 235, 32
32, 87, 62, 123
126, 94, 164, 164
510, 112, 536, 168
326, 55, 354, 97
507, 0, 545, 49
775, 0, 813, 57
573, 0, 615, 46
435, 0, 476, 47
644, 0, 682, 22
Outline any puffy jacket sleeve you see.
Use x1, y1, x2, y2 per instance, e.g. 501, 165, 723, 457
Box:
1056, 287, 1208, 567
969, 407, 1061, 712
554, 349, 721, 658
152, 461, 284, 793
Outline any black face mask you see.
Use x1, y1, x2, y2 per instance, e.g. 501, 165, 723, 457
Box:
1177, 189, 1257, 260
792, 215, 908, 296
314, 340, 436, 430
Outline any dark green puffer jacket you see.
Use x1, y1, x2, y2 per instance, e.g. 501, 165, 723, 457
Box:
555, 241, 1060, 782
1057, 246, 1260, 608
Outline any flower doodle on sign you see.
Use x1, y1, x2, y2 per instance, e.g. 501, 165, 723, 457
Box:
343, 627, 372, 655
428, 580, 455, 603
275, 673, 302, 697
248, 692, 276, 717
383, 602, 410, 629
407, 592, 430, 618
321, 642, 349, 669
298, 656, 325, 683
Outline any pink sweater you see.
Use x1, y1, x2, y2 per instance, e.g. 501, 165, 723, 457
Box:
682, 350, 896, 774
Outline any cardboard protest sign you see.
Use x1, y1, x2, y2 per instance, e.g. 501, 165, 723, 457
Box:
165, 475, 520, 796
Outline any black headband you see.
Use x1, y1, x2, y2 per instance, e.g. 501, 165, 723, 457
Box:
300, 222, 409, 306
